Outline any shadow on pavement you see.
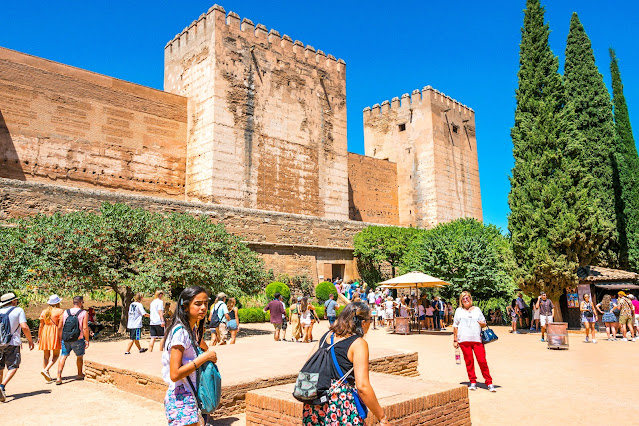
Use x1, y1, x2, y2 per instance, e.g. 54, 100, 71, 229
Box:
209, 416, 241, 425
7, 389, 52, 401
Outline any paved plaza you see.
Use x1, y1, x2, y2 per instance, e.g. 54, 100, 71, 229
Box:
4, 322, 638, 425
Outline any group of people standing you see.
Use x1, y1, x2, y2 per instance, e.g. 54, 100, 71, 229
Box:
367, 289, 453, 331
585, 291, 638, 342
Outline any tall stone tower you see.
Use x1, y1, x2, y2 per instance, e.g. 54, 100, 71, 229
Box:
163, 5, 348, 219
363, 86, 482, 228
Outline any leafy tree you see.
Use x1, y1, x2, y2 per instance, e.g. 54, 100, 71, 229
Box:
562, 13, 618, 266
401, 219, 516, 302
353, 226, 419, 284
609, 48, 639, 271
0, 203, 266, 331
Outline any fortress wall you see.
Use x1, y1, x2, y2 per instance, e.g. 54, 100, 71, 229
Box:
0, 47, 188, 198
363, 87, 481, 228
165, 5, 349, 219
347, 152, 399, 225
0, 178, 368, 283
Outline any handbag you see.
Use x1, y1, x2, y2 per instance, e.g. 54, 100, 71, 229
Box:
481, 326, 498, 344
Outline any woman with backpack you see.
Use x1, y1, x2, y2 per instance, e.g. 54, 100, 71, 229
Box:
162, 286, 218, 426
37, 294, 63, 382
302, 302, 389, 425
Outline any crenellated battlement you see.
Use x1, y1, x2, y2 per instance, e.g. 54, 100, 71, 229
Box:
363, 85, 474, 116
164, 4, 345, 73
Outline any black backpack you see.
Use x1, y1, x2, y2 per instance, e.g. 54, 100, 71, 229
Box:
209, 303, 222, 329
61, 309, 82, 342
293, 331, 343, 404
0, 306, 18, 348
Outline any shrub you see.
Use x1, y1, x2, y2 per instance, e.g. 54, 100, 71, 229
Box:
265, 282, 291, 304
238, 307, 269, 323
315, 281, 338, 302
292, 274, 315, 296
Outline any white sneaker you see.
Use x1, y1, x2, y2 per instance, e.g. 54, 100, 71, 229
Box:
488, 384, 496, 392
622, 338, 628, 341
468, 383, 477, 391
633, 338, 636, 342
592, 339, 597, 344
584, 338, 589, 343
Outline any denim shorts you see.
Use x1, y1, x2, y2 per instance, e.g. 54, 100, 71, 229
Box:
61, 339, 86, 357
227, 319, 238, 330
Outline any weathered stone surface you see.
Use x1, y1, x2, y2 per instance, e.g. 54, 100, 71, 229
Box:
348, 152, 399, 225
363, 88, 482, 228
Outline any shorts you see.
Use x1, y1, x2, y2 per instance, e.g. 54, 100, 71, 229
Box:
272, 322, 282, 330
540, 315, 553, 327
635, 314, 639, 327
327, 315, 336, 325
619, 315, 633, 325
519, 308, 528, 317
61, 339, 86, 357
419, 315, 426, 321
165, 384, 199, 426
150, 325, 165, 338
582, 315, 596, 323
129, 328, 142, 341
0, 345, 21, 370
227, 319, 238, 331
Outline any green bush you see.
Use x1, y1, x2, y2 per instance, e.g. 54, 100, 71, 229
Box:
265, 282, 291, 304
313, 303, 345, 319
238, 307, 268, 323
315, 281, 338, 302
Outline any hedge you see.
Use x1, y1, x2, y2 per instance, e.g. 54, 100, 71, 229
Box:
236, 304, 345, 324
265, 282, 291, 304
315, 281, 338, 302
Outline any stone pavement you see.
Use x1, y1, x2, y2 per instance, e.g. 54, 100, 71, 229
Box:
3, 322, 638, 425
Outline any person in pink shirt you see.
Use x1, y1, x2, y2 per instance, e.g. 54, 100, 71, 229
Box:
629, 295, 639, 339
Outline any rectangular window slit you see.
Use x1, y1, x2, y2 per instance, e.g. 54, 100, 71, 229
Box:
398, 123, 406, 132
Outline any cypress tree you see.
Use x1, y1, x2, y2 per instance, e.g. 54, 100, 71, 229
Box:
562, 13, 618, 267
610, 48, 639, 271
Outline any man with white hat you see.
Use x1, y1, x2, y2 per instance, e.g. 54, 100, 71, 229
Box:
0, 292, 34, 402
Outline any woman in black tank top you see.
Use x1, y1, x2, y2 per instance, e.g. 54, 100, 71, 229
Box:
302, 302, 389, 426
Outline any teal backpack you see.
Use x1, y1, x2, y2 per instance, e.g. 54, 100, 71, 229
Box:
172, 325, 222, 414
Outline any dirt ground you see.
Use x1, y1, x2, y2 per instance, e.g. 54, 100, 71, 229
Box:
3, 322, 637, 425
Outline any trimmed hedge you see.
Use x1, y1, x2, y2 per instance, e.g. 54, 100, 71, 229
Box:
315, 281, 338, 302
265, 282, 291, 304
236, 304, 345, 324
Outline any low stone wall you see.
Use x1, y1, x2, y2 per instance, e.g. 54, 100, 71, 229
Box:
85, 351, 419, 419
245, 372, 470, 425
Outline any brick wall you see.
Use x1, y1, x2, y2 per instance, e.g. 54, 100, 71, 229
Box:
165, 5, 348, 219
348, 152, 399, 225
0, 47, 188, 199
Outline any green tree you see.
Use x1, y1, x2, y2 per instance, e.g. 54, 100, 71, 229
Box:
609, 47, 639, 271
401, 219, 516, 302
353, 226, 419, 284
0, 203, 266, 331
562, 13, 618, 266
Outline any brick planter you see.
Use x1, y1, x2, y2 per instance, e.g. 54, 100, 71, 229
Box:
245, 372, 470, 425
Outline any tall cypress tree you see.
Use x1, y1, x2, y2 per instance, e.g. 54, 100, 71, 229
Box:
508, 0, 566, 305
562, 13, 617, 267
610, 48, 639, 271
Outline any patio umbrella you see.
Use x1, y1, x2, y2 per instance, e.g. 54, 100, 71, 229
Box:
377, 271, 450, 289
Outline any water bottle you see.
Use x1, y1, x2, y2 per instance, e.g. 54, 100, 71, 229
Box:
455, 348, 461, 365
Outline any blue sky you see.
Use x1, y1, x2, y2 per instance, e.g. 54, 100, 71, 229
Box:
2, 1, 637, 231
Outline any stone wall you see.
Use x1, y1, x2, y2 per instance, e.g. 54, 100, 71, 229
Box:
363, 87, 482, 228
0, 178, 369, 283
164, 5, 348, 219
348, 152, 398, 225
0, 47, 188, 199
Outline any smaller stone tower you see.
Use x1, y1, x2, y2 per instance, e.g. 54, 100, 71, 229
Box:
363, 86, 482, 228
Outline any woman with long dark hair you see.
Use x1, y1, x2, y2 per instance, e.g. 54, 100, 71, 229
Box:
161, 286, 218, 426
302, 302, 389, 425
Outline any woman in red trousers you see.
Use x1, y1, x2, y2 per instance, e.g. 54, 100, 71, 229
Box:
453, 291, 496, 392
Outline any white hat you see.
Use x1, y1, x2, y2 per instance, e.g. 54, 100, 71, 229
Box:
0, 292, 17, 307
47, 294, 62, 305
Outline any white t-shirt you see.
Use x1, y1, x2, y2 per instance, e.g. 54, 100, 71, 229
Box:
162, 326, 197, 391
127, 302, 147, 329
367, 293, 376, 304
453, 307, 486, 343
149, 298, 164, 326
0, 305, 26, 346
384, 300, 394, 311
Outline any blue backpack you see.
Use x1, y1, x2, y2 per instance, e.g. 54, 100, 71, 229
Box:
0, 306, 18, 348
172, 325, 222, 414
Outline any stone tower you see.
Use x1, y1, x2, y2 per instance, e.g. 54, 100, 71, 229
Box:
164, 5, 348, 219
363, 86, 482, 228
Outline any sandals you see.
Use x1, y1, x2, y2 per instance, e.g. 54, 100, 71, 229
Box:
41, 370, 52, 382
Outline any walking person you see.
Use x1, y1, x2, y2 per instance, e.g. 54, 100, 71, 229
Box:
302, 302, 390, 425
162, 286, 218, 426
453, 291, 496, 392
580, 294, 597, 343
324, 293, 339, 326
264, 292, 287, 341
125, 293, 150, 354
507, 300, 518, 333
149, 290, 165, 352
530, 297, 540, 332
226, 297, 239, 344
0, 292, 35, 401
38, 294, 63, 382
515, 292, 530, 329
289, 297, 303, 342
596, 294, 618, 341
299, 297, 317, 343
535, 292, 554, 342
56, 296, 89, 385
616, 291, 636, 341
210, 293, 230, 346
